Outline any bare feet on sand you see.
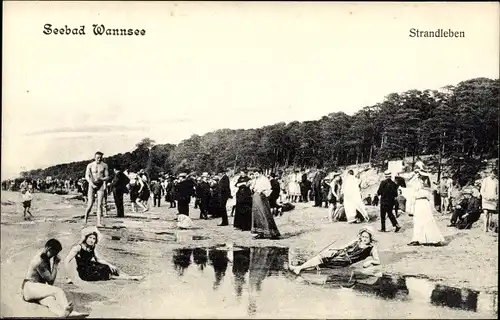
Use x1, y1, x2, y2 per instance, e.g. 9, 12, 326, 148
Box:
61, 302, 74, 317
287, 264, 301, 275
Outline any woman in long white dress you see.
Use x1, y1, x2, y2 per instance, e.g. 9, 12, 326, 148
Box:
342, 170, 369, 223
287, 171, 301, 203
399, 170, 421, 217
408, 171, 445, 246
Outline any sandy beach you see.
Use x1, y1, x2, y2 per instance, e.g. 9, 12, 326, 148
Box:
1, 190, 497, 318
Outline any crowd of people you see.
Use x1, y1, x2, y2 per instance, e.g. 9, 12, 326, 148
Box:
10, 151, 498, 317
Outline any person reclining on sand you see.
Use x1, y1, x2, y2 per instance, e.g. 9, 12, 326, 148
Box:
65, 227, 143, 283
289, 226, 380, 275
21, 239, 85, 317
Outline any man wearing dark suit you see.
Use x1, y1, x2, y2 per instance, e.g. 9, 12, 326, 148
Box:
110, 166, 130, 218
176, 173, 194, 217
312, 167, 326, 207
218, 169, 232, 226
198, 173, 211, 220
449, 188, 481, 229
376, 171, 401, 232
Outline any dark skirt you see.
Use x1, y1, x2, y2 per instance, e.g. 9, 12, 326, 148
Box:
320, 245, 373, 269
234, 188, 253, 231
251, 193, 280, 239
130, 186, 139, 202
139, 189, 150, 201
268, 191, 280, 208
165, 191, 174, 202
77, 261, 118, 281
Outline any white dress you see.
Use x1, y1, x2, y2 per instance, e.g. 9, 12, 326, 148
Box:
342, 175, 369, 222
404, 174, 421, 216
287, 173, 301, 196
228, 176, 239, 208
480, 176, 498, 211
411, 187, 445, 244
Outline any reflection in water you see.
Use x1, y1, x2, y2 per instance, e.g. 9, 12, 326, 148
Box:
431, 284, 479, 311
209, 250, 229, 290
340, 274, 409, 300
171, 247, 496, 316
248, 247, 288, 315
232, 248, 250, 299
172, 248, 192, 276
192, 248, 208, 271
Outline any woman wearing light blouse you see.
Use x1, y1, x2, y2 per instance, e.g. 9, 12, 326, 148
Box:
250, 169, 281, 239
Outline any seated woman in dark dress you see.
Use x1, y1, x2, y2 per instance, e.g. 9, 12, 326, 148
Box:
65, 227, 143, 283
289, 226, 380, 274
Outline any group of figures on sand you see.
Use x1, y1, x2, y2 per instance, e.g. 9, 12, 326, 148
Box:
80, 151, 280, 240
376, 169, 445, 246
289, 166, 492, 276
225, 169, 281, 239
21, 227, 142, 317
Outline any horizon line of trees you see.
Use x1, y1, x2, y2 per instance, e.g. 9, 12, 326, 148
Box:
13, 77, 499, 187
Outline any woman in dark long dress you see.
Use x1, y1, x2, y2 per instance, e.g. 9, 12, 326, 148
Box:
65, 227, 142, 282
208, 178, 220, 218
268, 173, 281, 216
250, 169, 281, 239
234, 172, 252, 231
137, 172, 150, 212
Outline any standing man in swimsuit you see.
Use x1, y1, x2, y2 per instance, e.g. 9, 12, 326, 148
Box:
84, 151, 109, 227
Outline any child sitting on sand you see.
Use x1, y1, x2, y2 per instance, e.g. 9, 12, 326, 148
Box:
22, 239, 86, 317
21, 188, 34, 221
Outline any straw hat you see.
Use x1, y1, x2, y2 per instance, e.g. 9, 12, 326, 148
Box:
80, 226, 102, 245
358, 226, 376, 242
178, 173, 187, 178
384, 170, 391, 176
201, 172, 209, 178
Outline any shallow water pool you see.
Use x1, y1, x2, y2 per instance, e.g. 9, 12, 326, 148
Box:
89, 245, 497, 318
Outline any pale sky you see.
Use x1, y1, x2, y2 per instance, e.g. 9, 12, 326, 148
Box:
2, 1, 499, 179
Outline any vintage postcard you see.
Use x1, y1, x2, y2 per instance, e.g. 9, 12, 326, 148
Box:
2, 1, 499, 318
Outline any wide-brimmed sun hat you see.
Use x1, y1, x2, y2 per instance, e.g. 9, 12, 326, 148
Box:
80, 226, 102, 244
358, 226, 376, 242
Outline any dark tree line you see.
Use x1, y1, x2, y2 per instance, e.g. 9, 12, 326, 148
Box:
15, 77, 499, 186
